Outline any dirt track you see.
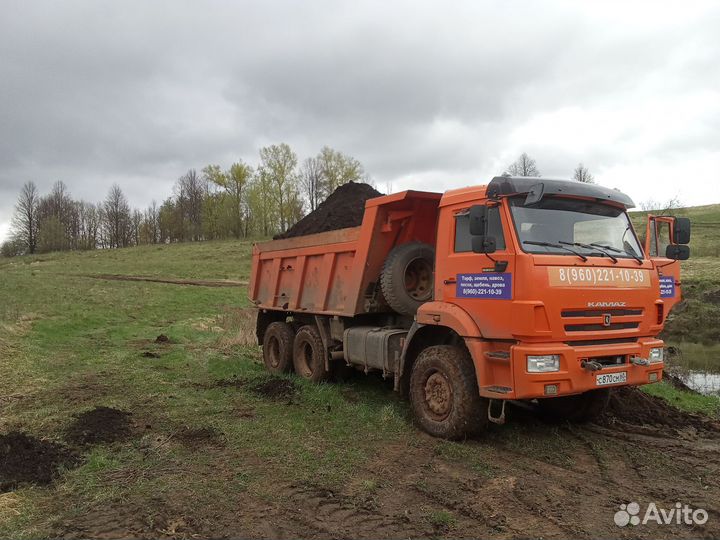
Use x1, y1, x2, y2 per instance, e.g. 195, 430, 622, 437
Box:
53, 397, 720, 539
83, 274, 248, 287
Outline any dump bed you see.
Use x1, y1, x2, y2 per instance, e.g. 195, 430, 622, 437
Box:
249, 190, 442, 316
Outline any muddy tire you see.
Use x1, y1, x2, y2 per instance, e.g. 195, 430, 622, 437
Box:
292, 325, 329, 382
262, 322, 294, 374
537, 389, 611, 422
380, 242, 435, 315
409, 345, 488, 439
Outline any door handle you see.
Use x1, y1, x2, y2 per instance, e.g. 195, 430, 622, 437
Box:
443, 278, 457, 285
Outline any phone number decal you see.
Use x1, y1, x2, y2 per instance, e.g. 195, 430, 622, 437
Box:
548, 267, 651, 287
456, 273, 512, 299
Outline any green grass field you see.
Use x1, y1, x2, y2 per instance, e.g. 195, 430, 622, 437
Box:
1, 240, 719, 538
0, 242, 416, 536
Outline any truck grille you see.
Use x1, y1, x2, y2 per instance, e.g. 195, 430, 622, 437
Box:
561, 308, 642, 318
562, 307, 643, 333
565, 322, 639, 332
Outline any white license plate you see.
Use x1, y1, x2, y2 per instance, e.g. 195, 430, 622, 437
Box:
596, 371, 627, 386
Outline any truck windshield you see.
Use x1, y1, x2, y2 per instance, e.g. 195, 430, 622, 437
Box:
509, 196, 644, 260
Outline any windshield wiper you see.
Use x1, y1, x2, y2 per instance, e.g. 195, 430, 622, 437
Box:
523, 240, 588, 262
589, 243, 643, 265
559, 241, 618, 263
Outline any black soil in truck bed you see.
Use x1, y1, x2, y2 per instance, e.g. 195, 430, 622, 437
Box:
274, 182, 383, 239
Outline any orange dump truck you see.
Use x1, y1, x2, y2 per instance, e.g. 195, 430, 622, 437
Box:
249, 176, 691, 439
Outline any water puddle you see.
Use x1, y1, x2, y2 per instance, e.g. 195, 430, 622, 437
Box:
666, 343, 720, 395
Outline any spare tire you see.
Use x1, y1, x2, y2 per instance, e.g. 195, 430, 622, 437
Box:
381, 242, 435, 315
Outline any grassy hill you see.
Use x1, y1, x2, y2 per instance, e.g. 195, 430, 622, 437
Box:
630, 203, 720, 257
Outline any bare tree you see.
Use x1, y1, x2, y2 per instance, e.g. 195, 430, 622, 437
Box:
299, 156, 323, 212
75, 201, 100, 250
573, 163, 595, 183
10, 181, 40, 254
144, 201, 160, 244
176, 170, 204, 241
639, 196, 682, 216
103, 184, 131, 248
131, 209, 143, 246
505, 153, 541, 177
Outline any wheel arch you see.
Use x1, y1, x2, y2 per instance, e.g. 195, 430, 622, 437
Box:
397, 323, 467, 397
256, 309, 286, 345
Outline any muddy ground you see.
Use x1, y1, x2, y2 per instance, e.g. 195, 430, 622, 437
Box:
6, 382, 715, 539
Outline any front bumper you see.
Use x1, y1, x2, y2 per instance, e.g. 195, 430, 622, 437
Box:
474, 337, 664, 400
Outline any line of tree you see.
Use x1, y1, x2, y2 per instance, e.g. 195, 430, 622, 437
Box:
505, 152, 595, 183
2, 144, 368, 257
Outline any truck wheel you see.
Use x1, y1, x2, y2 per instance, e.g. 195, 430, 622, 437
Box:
262, 322, 294, 374
381, 242, 434, 315
536, 389, 611, 422
409, 345, 488, 439
293, 325, 329, 382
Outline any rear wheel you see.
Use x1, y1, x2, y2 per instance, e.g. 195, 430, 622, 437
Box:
409, 345, 488, 439
292, 325, 329, 382
536, 389, 611, 422
262, 322, 294, 374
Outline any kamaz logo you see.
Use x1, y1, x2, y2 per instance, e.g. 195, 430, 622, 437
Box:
588, 301, 627, 308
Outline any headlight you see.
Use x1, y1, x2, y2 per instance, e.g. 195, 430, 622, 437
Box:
649, 347, 664, 363
527, 354, 560, 372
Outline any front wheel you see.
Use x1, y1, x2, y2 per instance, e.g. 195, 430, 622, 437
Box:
536, 389, 611, 422
409, 345, 488, 439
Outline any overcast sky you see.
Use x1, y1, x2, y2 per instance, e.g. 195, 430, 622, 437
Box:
1, 0, 719, 242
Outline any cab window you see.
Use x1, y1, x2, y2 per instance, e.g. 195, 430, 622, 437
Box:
655, 220, 671, 258
454, 206, 506, 252
647, 218, 672, 257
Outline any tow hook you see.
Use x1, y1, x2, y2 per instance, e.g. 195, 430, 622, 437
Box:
581, 360, 603, 372
630, 356, 650, 366
488, 399, 506, 425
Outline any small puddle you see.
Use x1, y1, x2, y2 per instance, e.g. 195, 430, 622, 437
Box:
666, 343, 720, 396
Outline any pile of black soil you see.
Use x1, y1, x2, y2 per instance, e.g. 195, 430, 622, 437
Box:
155, 334, 171, 344
251, 378, 297, 400
0, 432, 78, 492
274, 182, 383, 239
64, 406, 133, 446
600, 386, 720, 432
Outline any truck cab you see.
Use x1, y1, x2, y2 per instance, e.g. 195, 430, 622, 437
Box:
419, 176, 689, 408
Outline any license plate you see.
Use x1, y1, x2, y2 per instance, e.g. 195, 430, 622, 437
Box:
596, 371, 627, 386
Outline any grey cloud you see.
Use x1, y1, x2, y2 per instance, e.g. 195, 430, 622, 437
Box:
1, 1, 719, 238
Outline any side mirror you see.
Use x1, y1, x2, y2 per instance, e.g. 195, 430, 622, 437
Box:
665, 244, 690, 261
469, 205, 487, 236
472, 236, 497, 254
673, 217, 691, 244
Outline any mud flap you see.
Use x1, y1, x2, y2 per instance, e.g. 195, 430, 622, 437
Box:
488, 399, 506, 425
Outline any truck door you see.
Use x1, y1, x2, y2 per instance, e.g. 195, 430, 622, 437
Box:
444, 202, 515, 338
644, 215, 689, 312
